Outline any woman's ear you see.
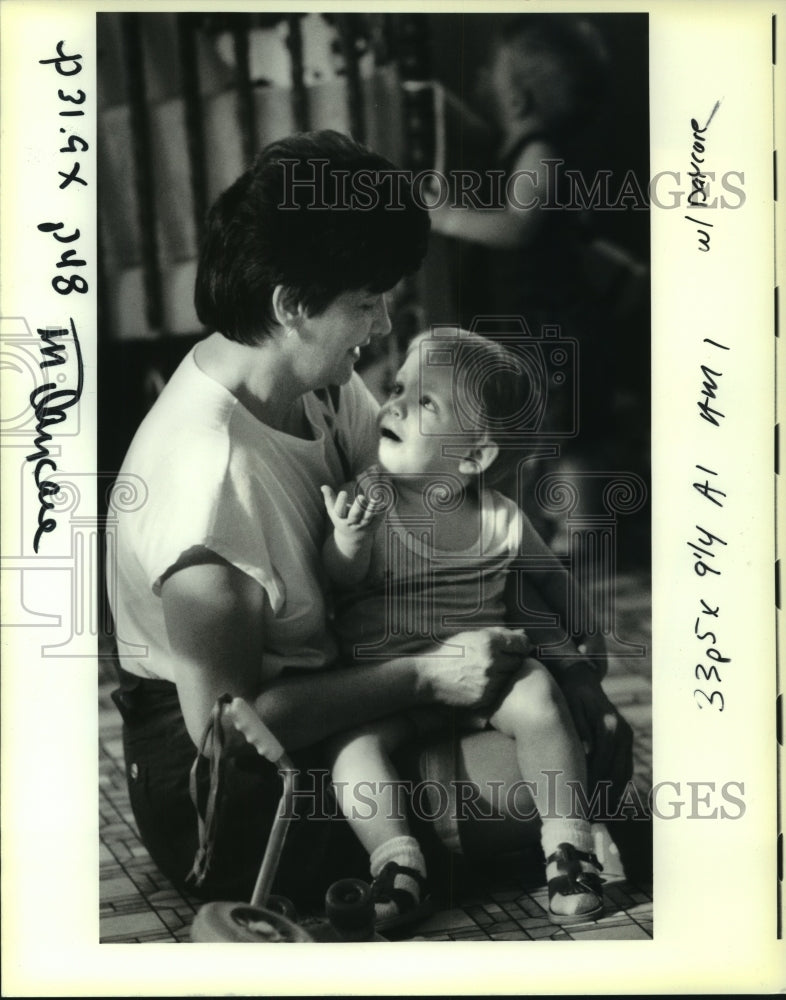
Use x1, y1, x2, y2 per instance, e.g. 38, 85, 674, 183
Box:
458, 439, 499, 476
271, 285, 302, 330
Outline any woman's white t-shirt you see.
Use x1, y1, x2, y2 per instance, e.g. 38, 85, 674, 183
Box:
111, 347, 379, 683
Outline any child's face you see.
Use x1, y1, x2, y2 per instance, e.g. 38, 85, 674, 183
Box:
490, 38, 573, 133
377, 348, 479, 478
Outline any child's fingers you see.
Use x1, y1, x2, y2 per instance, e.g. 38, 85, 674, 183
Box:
320, 485, 350, 521
320, 485, 336, 511
320, 485, 346, 517
322, 486, 384, 527
358, 497, 385, 526
345, 494, 370, 525
334, 490, 349, 517
346, 492, 386, 526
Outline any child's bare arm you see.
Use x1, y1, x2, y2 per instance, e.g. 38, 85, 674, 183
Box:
429, 139, 555, 249
321, 483, 384, 587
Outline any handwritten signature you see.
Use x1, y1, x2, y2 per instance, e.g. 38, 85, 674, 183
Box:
684, 100, 721, 252
26, 318, 83, 552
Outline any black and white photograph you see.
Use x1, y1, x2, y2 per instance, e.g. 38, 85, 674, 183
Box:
0, 1, 782, 995
96, 7, 652, 946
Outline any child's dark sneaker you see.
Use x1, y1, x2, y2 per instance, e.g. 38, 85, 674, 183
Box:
546, 842, 605, 924
371, 861, 433, 936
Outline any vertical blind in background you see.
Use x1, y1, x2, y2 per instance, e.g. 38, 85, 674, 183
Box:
97, 12, 428, 342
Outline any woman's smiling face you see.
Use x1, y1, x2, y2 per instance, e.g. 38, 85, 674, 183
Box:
295, 288, 391, 388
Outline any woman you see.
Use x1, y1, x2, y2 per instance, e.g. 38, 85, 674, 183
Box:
110, 129, 629, 912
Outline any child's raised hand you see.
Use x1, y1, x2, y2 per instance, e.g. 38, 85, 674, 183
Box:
321, 484, 385, 539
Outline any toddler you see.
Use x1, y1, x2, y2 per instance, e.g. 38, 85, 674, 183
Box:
320, 329, 605, 934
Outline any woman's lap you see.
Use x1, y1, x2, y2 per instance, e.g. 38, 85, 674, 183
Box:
110, 667, 595, 903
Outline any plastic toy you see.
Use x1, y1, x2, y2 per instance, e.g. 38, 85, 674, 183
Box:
190, 697, 384, 943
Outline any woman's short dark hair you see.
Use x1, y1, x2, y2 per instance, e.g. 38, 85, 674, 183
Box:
195, 130, 431, 344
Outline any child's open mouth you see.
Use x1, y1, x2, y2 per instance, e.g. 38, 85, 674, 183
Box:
380, 427, 401, 442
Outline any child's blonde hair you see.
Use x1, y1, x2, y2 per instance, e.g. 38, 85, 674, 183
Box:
489, 15, 608, 136
406, 330, 531, 483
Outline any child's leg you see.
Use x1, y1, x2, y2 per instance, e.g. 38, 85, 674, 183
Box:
326, 715, 416, 855
489, 657, 604, 921
324, 716, 428, 925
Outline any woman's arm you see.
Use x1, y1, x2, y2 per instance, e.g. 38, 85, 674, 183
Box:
429, 139, 554, 249
162, 557, 267, 747
163, 558, 529, 751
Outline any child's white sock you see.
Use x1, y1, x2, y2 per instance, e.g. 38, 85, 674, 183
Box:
369, 835, 427, 923
540, 817, 594, 860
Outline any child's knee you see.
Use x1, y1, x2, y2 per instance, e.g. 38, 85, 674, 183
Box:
326, 718, 409, 768
497, 658, 564, 730
325, 726, 378, 768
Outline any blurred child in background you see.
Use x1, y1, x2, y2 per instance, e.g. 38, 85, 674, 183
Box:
430, 15, 649, 554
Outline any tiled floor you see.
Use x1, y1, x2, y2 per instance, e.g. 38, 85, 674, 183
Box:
99, 572, 653, 944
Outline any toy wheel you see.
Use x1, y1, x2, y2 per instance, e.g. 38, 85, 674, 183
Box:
190, 901, 312, 942
325, 878, 374, 941
265, 894, 298, 921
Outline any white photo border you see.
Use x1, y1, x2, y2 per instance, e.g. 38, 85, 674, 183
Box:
1, 0, 783, 994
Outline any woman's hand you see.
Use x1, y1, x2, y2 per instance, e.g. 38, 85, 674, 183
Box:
415, 626, 532, 709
